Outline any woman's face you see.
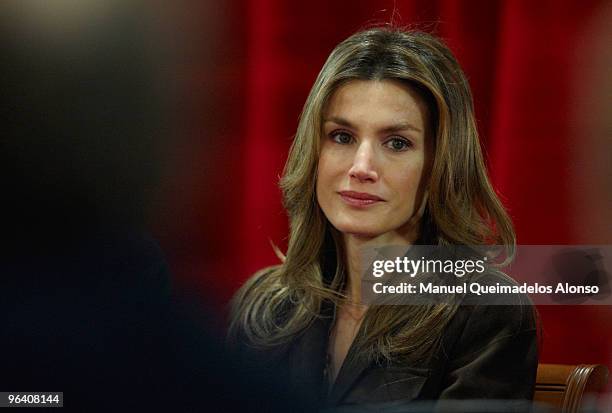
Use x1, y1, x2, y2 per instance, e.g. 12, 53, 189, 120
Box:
316, 79, 430, 241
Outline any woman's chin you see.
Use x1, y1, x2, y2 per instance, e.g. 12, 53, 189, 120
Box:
331, 220, 417, 245
333, 222, 385, 239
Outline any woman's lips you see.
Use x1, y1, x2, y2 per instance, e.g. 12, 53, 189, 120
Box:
338, 191, 384, 207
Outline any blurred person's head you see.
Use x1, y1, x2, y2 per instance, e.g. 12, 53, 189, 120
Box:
1, 0, 173, 247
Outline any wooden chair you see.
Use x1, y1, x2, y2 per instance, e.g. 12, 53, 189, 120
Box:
534, 364, 609, 413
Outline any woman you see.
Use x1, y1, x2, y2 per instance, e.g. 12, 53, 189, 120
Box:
228, 27, 538, 410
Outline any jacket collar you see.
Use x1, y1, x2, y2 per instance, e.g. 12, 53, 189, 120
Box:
326, 333, 371, 406
287, 299, 372, 408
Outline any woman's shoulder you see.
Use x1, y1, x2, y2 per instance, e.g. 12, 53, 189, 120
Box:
445, 270, 539, 355
231, 265, 282, 302
247, 264, 282, 285
228, 265, 283, 328
433, 271, 540, 400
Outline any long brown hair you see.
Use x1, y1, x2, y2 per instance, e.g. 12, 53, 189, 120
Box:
228, 27, 515, 364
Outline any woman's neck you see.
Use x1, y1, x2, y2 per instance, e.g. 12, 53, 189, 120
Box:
342, 229, 418, 304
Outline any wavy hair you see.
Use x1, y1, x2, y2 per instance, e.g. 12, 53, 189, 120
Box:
228, 27, 515, 364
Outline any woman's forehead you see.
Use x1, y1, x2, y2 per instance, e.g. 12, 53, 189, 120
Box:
322, 79, 429, 133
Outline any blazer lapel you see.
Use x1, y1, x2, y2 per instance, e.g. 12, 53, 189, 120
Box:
286, 301, 334, 407
326, 336, 371, 406
285, 298, 372, 408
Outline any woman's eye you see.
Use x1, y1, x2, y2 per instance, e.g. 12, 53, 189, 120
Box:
384, 137, 412, 152
330, 131, 353, 145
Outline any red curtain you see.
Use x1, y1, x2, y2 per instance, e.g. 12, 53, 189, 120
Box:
157, 0, 612, 389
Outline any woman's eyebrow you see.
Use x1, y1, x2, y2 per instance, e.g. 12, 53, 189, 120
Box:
324, 116, 355, 128
324, 116, 423, 133
381, 122, 422, 134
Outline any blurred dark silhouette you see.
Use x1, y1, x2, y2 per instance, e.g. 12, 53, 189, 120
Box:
0, 1, 281, 411
548, 248, 611, 303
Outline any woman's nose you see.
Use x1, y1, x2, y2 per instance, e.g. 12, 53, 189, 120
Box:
348, 141, 379, 183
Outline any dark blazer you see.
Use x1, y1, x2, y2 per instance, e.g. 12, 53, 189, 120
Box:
232, 273, 539, 412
